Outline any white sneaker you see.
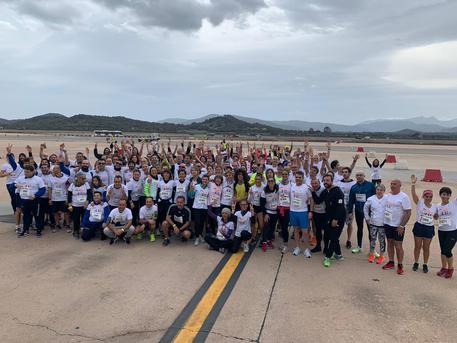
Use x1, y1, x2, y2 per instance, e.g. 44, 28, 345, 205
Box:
199, 236, 205, 243
292, 247, 301, 256
194, 237, 200, 246
281, 245, 288, 254
304, 248, 312, 258
243, 242, 249, 253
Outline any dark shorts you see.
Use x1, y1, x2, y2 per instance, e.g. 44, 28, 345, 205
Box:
412, 222, 435, 239
384, 224, 404, 242
51, 201, 67, 213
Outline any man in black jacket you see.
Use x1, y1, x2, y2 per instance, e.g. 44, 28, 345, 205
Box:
312, 173, 346, 268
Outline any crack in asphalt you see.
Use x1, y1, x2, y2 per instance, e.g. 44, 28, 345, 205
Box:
256, 253, 284, 343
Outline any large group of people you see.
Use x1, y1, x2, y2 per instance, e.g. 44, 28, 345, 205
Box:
0, 138, 455, 279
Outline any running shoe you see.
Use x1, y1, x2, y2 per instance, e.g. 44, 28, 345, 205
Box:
194, 237, 200, 246
412, 262, 419, 271
267, 240, 274, 249
437, 268, 448, 277
303, 248, 312, 258
136, 233, 143, 240
280, 245, 288, 254
65, 225, 72, 233
109, 238, 115, 245
218, 248, 226, 254
323, 257, 331, 268
376, 255, 385, 264
382, 261, 395, 270
397, 265, 405, 275
243, 242, 249, 253
335, 254, 344, 261
423, 264, 429, 274
36, 231, 42, 237
123, 237, 131, 245
162, 238, 170, 246
374, 251, 380, 258
311, 246, 322, 253
199, 236, 205, 244
149, 233, 156, 242
445, 268, 454, 279
368, 252, 375, 263
292, 247, 301, 256
261, 242, 267, 252
346, 240, 352, 249
352, 247, 362, 254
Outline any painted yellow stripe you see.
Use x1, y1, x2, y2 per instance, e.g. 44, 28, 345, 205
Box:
172, 252, 245, 342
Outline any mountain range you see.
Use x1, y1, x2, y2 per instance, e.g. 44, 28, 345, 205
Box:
1, 113, 457, 134
159, 114, 457, 133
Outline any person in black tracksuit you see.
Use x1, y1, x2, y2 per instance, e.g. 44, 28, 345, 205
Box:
312, 174, 346, 263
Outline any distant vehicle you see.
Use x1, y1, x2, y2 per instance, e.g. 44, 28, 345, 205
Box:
94, 130, 123, 137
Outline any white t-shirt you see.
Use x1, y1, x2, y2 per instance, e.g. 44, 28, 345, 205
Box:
193, 184, 209, 209
364, 194, 386, 227
278, 182, 291, 208
174, 179, 190, 203
126, 178, 144, 201
49, 175, 69, 202
290, 183, 311, 213
87, 202, 108, 222
248, 185, 263, 207
39, 173, 52, 198
106, 184, 128, 207
384, 192, 412, 227
234, 210, 252, 237
139, 204, 158, 220
216, 217, 235, 240
158, 180, 174, 201
416, 199, 437, 226
1, 163, 18, 184
221, 180, 234, 206
436, 201, 457, 232
109, 207, 132, 226
68, 183, 91, 207
15, 175, 45, 200
208, 183, 222, 208
261, 190, 279, 214
337, 179, 356, 205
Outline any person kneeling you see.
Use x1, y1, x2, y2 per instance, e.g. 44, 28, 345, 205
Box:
161, 195, 192, 246
231, 200, 255, 253
81, 191, 110, 241
205, 206, 235, 253
135, 196, 158, 242
103, 199, 134, 245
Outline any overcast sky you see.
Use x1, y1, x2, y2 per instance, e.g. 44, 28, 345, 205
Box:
0, 0, 456, 124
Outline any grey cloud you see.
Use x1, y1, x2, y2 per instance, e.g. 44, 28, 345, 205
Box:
95, 0, 266, 31
6, 0, 82, 26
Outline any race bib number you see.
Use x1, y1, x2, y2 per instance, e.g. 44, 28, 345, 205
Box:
385, 209, 393, 221
161, 189, 172, 199
211, 195, 220, 205
176, 185, 186, 193
224, 192, 232, 201
356, 194, 366, 202
293, 197, 302, 208
20, 188, 31, 198
419, 213, 433, 225
198, 196, 207, 205
439, 217, 451, 227
54, 189, 63, 197
76, 195, 87, 203
91, 209, 103, 221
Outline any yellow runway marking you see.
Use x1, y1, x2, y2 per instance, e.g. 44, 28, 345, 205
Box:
172, 252, 244, 342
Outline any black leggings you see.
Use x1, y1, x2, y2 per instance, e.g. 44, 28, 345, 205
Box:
313, 212, 328, 250
355, 210, 369, 248
232, 230, 252, 252
325, 221, 344, 258
262, 213, 278, 242
22, 199, 38, 233
71, 206, 85, 233
204, 234, 233, 250
438, 229, 457, 258
37, 197, 53, 231
278, 207, 290, 243
193, 208, 208, 237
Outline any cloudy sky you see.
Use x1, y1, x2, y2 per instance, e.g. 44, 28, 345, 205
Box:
0, 0, 456, 124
